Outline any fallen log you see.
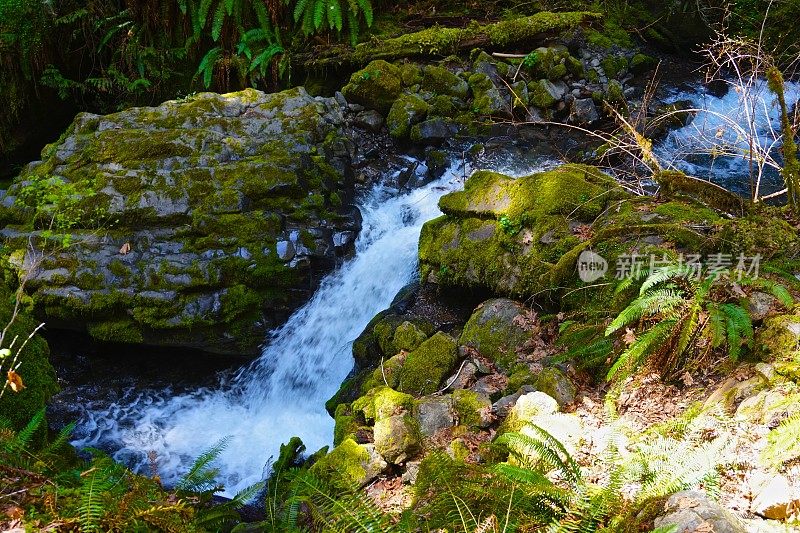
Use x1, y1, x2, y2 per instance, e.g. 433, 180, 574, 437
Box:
298, 11, 602, 68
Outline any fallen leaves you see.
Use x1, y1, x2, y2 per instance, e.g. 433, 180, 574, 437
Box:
6, 370, 24, 393
119, 242, 131, 255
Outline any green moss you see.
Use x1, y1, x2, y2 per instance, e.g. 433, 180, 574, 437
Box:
86, 318, 144, 344
421, 65, 469, 99
600, 55, 628, 79
506, 367, 537, 393
452, 389, 491, 428
333, 404, 360, 446
528, 80, 557, 108
352, 385, 415, 422
397, 332, 458, 395
308, 438, 370, 486
393, 321, 429, 352
655, 170, 745, 215
630, 53, 657, 75
386, 93, 429, 139
535, 367, 576, 406
547, 63, 567, 81
755, 309, 800, 362
341, 60, 403, 113
399, 63, 423, 86
428, 95, 458, 117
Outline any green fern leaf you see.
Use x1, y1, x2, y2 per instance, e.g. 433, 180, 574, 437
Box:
313, 0, 326, 30
212, 1, 226, 41
608, 319, 676, 381
356, 0, 373, 26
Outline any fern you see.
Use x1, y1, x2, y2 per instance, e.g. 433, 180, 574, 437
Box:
763, 413, 800, 466
498, 426, 582, 486
176, 436, 230, 493
77, 462, 123, 531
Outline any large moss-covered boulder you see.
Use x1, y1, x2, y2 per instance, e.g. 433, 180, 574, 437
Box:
420, 164, 625, 297
397, 331, 458, 395
460, 299, 533, 371
341, 60, 403, 113
421, 65, 469, 99
0, 87, 358, 356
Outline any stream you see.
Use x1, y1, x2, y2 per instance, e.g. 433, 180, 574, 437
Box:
67, 147, 554, 495
59, 76, 800, 496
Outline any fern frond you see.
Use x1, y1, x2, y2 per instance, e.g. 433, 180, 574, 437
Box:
607, 319, 676, 381
763, 413, 800, 466
176, 436, 230, 493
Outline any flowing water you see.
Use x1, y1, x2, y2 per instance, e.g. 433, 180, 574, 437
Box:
655, 79, 800, 197
72, 150, 552, 495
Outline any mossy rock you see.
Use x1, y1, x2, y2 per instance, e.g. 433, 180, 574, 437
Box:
630, 53, 658, 75
341, 60, 403, 113
333, 403, 361, 446
373, 413, 422, 464
397, 332, 458, 395
528, 79, 558, 108
460, 299, 533, 371
655, 170, 745, 215
386, 93, 429, 139
352, 385, 415, 422
393, 321, 429, 352
309, 438, 387, 486
3, 87, 357, 357
421, 65, 469, 99
468, 73, 509, 117
452, 389, 492, 428
600, 55, 628, 79
755, 308, 800, 362
535, 367, 577, 407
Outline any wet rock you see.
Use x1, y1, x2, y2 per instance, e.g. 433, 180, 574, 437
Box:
410, 118, 454, 145
354, 109, 385, 132
1, 87, 358, 356
387, 93, 429, 139
653, 491, 747, 533
569, 98, 599, 125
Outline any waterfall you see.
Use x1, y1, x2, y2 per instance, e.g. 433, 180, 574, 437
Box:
71, 154, 551, 496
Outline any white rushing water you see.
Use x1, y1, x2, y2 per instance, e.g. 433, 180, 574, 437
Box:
73, 154, 550, 495
655, 79, 800, 196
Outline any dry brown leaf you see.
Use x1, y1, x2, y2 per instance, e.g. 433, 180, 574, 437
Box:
681, 372, 695, 386
6, 370, 24, 393
693, 521, 714, 532
622, 328, 637, 346
119, 242, 131, 255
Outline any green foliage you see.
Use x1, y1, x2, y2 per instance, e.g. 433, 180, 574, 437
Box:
0, 413, 263, 531
605, 266, 763, 381
289, 0, 374, 45
763, 413, 800, 466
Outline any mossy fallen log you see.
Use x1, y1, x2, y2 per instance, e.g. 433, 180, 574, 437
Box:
300, 11, 602, 68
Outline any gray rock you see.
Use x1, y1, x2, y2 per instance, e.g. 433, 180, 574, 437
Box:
653, 491, 747, 533
748, 291, 778, 321
354, 110, 385, 132
410, 118, 454, 145
570, 98, 600, 125
542, 80, 568, 101
415, 396, 456, 436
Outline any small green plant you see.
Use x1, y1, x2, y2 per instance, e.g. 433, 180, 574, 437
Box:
604, 264, 776, 381
498, 214, 521, 236
15, 174, 109, 248
522, 51, 539, 69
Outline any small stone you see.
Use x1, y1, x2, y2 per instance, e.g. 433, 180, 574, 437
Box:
748, 291, 778, 321
373, 414, 422, 464
354, 110, 385, 132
